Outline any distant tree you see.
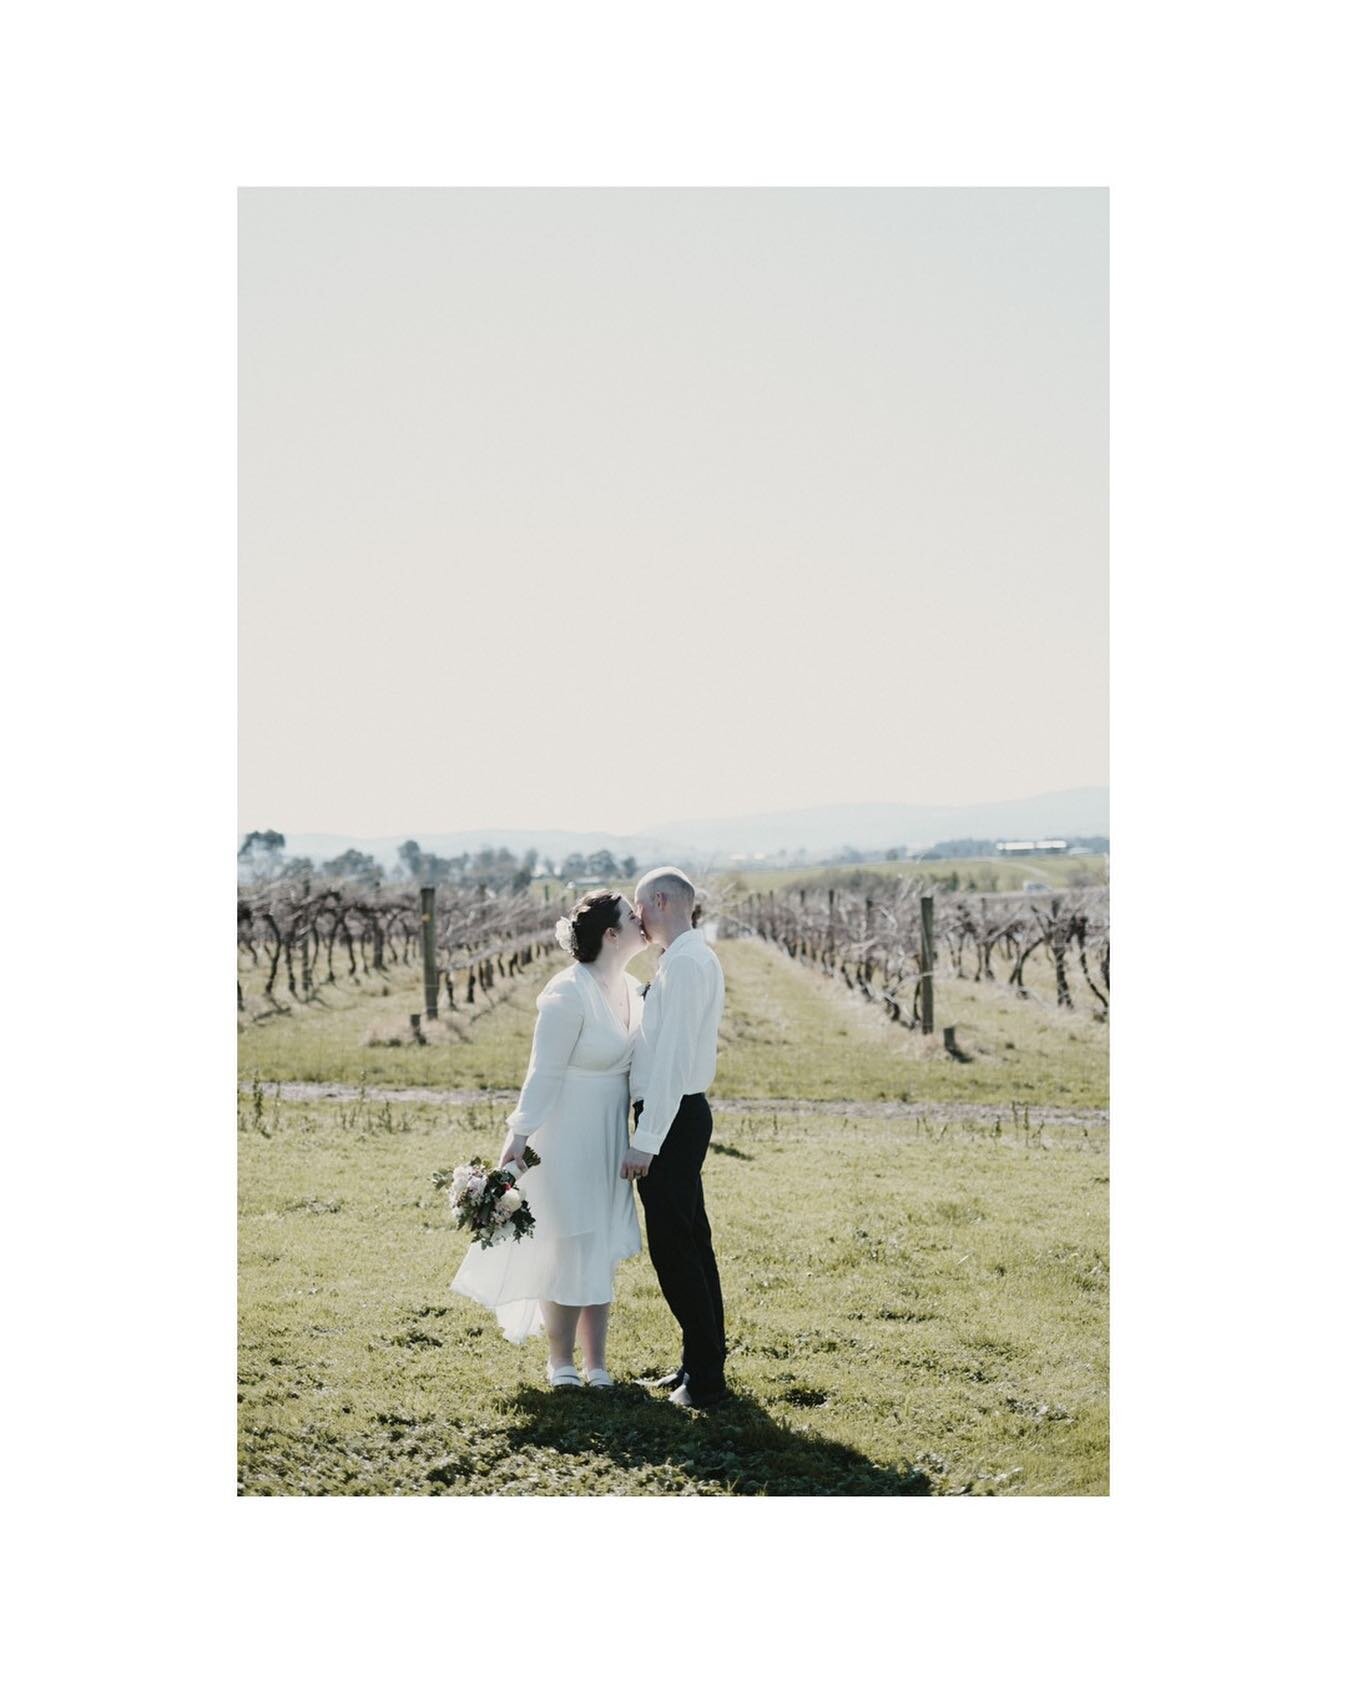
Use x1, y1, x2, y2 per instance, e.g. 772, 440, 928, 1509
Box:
541, 856, 557, 876
589, 849, 618, 877
457, 846, 521, 889
521, 848, 539, 875
238, 829, 285, 863
410, 853, 461, 886
924, 837, 993, 860
620, 855, 637, 877
237, 829, 286, 883
321, 849, 382, 884
561, 852, 587, 880
397, 839, 424, 879
279, 855, 314, 881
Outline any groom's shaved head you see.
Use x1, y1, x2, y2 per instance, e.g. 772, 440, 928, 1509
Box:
635, 866, 696, 908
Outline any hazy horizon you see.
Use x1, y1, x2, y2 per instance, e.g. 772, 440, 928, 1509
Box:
240, 189, 1107, 836
240, 784, 1109, 865
238, 785, 1111, 848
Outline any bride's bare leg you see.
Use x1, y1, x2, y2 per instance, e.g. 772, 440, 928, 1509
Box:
542, 1301, 580, 1371
577, 1303, 611, 1372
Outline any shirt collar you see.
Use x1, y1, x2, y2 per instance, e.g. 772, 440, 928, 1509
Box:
661, 927, 703, 964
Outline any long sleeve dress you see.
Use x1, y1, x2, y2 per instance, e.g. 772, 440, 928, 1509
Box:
449, 961, 645, 1344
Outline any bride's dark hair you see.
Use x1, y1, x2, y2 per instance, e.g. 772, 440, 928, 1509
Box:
563, 891, 623, 963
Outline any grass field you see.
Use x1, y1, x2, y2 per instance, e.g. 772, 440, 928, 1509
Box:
238, 928, 1108, 1495
239, 934, 1107, 1109
239, 1098, 1107, 1496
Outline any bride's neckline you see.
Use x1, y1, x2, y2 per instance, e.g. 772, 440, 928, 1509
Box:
580, 962, 632, 1033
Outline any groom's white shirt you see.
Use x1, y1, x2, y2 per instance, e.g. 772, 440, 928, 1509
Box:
630, 927, 725, 1155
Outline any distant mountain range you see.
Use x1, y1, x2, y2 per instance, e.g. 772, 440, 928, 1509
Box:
646, 788, 1108, 857
249, 786, 1108, 870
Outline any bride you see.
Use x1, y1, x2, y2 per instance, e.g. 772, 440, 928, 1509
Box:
450, 890, 648, 1387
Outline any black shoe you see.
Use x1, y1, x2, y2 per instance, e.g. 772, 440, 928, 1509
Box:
644, 1367, 687, 1391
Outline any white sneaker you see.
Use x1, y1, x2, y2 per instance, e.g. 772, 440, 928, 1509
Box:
585, 1367, 615, 1388
546, 1363, 582, 1387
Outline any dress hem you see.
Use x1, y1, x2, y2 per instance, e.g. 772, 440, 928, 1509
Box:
450, 1236, 641, 1328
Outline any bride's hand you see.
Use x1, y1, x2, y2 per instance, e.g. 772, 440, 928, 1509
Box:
498, 1134, 528, 1171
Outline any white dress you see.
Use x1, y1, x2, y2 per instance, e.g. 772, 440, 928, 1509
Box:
449, 962, 644, 1343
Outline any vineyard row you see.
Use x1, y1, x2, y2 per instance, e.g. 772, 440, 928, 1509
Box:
718, 878, 1109, 1025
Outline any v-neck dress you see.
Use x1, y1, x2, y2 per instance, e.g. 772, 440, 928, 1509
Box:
450, 962, 644, 1343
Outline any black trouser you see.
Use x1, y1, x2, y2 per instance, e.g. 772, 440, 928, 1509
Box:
633, 1093, 726, 1390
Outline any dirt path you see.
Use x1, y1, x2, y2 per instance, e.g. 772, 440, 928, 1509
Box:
238, 1079, 1108, 1127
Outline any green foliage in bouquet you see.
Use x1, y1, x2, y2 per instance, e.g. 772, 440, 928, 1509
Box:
432, 1146, 542, 1248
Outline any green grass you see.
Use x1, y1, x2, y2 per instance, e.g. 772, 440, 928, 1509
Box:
239, 934, 1106, 1109
239, 1097, 1107, 1495
238, 914, 1108, 1494
711, 940, 1107, 1110
238, 946, 581, 1089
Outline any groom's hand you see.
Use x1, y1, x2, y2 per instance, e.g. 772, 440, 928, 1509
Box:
621, 1147, 654, 1181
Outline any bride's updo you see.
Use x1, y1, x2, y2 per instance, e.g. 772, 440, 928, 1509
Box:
555, 890, 623, 963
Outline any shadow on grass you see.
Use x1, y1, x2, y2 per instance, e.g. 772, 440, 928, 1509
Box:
499, 1381, 930, 1496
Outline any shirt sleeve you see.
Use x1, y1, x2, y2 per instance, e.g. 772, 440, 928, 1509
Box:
630, 957, 705, 1155
506, 983, 584, 1137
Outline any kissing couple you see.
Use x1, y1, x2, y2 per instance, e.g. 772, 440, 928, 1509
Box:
451, 866, 729, 1408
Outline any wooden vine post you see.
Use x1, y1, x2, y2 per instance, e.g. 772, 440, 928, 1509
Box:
420, 885, 439, 1020
920, 894, 935, 1035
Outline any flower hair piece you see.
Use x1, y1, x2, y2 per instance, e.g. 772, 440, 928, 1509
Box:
554, 916, 575, 953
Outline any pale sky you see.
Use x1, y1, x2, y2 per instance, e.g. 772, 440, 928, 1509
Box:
239, 188, 1106, 838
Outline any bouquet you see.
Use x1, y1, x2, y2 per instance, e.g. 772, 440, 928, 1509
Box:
433, 1146, 541, 1249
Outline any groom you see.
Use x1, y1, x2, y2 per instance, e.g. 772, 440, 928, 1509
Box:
622, 867, 729, 1408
